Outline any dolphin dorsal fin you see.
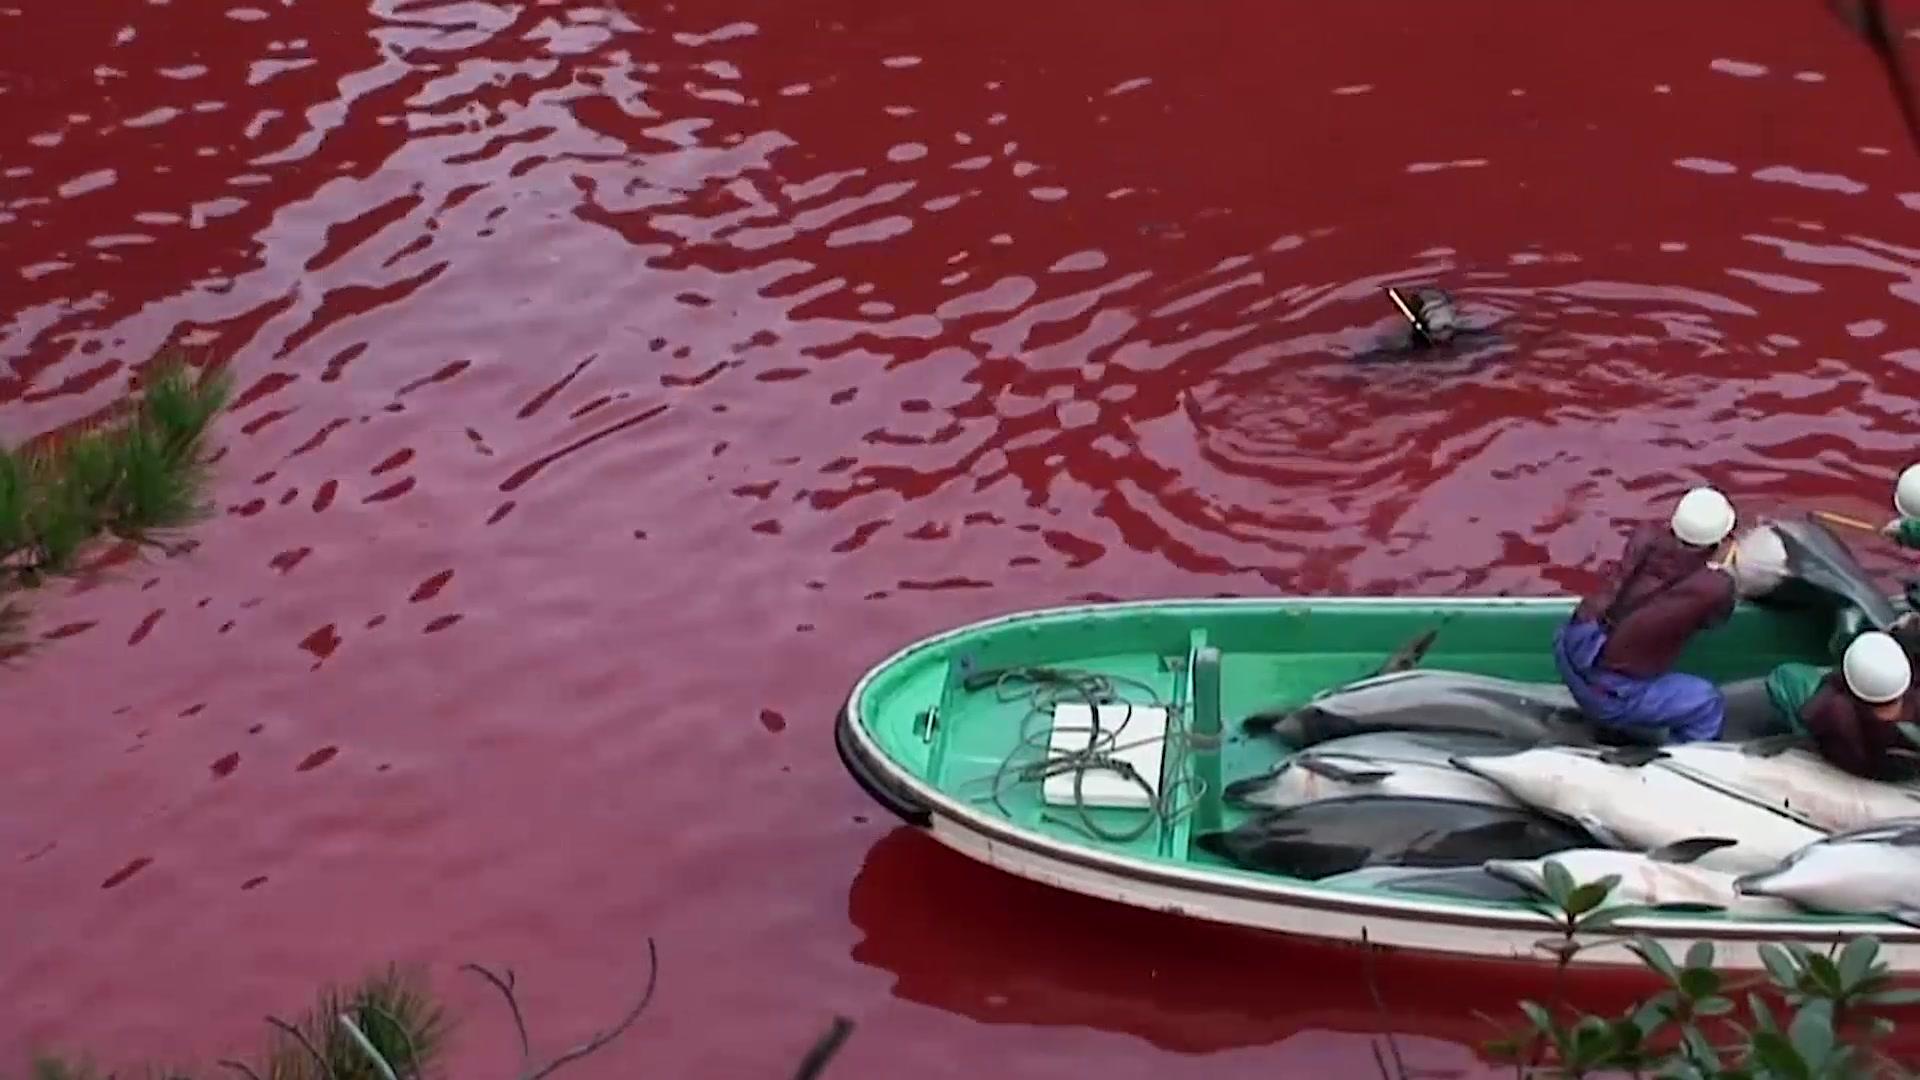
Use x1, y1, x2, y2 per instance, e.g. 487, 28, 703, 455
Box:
1648, 837, 1740, 864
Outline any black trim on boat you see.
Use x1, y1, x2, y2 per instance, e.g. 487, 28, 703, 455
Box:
835, 699, 932, 828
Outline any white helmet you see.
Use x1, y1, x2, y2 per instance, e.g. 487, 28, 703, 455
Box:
1895, 464, 1920, 519
1843, 631, 1911, 703
1670, 486, 1736, 547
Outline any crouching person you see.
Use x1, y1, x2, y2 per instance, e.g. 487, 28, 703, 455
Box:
1766, 632, 1920, 781
1553, 487, 1739, 744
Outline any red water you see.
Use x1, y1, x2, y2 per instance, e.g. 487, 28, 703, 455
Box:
3, 1, 1919, 1075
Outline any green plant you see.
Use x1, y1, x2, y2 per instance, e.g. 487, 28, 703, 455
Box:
17, 941, 859, 1080
1, 354, 228, 576
1474, 864, 1920, 1079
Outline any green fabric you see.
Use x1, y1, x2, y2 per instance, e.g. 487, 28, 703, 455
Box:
1898, 518, 1920, 550
1765, 662, 1827, 736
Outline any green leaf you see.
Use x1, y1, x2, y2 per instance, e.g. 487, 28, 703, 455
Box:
1751, 1031, 1813, 1080
1520, 1000, 1557, 1034
1631, 938, 1681, 982
1805, 953, 1843, 998
1760, 943, 1802, 991
1684, 940, 1715, 972
1836, 936, 1879, 992
1607, 1015, 1645, 1053
1575, 902, 1654, 934
1679, 966, 1722, 1000
1864, 987, 1920, 1007
1693, 995, 1733, 1016
1749, 992, 1781, 1035
1680, 1023, 1722, 1070
1570, 1016, 1616, 1065
1789, 999, 1836, 1069
1565, 875, 1621, 918
1629, 998, 1671, 1038
1542, 859, 1575, 909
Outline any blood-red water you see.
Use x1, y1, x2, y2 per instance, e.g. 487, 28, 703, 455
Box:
2, 0, 1919, 1075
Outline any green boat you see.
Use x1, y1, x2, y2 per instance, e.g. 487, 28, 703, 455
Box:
834, 594, 1920, 971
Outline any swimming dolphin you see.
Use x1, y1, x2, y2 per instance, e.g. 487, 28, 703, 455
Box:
1224, 730, 1525, 811
1734, 819, 1920, 924
1484, 838, 1801, 917
1193, 795, 1596, 881
1452, 746, 1829, 875
1244, 669, 1600, 749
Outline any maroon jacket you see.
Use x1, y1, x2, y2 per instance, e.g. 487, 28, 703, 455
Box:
1574, 523, 1735, 678
1799, 672, 1920, 781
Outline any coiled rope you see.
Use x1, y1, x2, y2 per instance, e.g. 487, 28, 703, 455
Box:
957, 664, 1212, 845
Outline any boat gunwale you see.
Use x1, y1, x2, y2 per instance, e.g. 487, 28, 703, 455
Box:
839, 594, 1920, 947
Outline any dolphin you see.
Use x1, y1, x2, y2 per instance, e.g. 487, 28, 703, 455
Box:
1224, 731, 1525, 811
1741, 516, 1903, 630
1599, 739, 1920, 833
1353, 287, 1501, 362
1734, 818, 1920, 925
1244, 669, 1600, 749
1484, 838, 1801, 917
1193, 795, 1597, 881
1317, 864, 1534, 903
1451, 745, 1829, 875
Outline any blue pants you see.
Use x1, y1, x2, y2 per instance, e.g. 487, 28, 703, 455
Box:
1551, 617, 1724, 743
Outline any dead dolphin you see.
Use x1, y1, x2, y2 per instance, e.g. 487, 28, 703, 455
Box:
1193, 795, 1596, 881
1741, 516, 1902, 630
1734, 818, 1920, 924
1603, 739, 1920, 833
1453, 745, 1829, 875
1224, 730, 1525, 811
1243, 669, 1599, 749
1485, 838, 1801, 917
1318, 864, 1534, 903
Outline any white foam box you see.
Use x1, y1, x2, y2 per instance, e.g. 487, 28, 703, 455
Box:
1041, 702, 1169, 810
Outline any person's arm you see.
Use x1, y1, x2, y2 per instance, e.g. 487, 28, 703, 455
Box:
1801, 685, 1876, 778
1882, 518, 1920, 549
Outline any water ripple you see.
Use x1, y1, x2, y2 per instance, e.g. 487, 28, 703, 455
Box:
5, 1, 1920, 1076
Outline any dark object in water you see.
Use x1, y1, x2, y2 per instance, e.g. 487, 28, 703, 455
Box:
1757, 517, 1902, 630
1356, 287, 1498, 360
1195, 795, 1596, 880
